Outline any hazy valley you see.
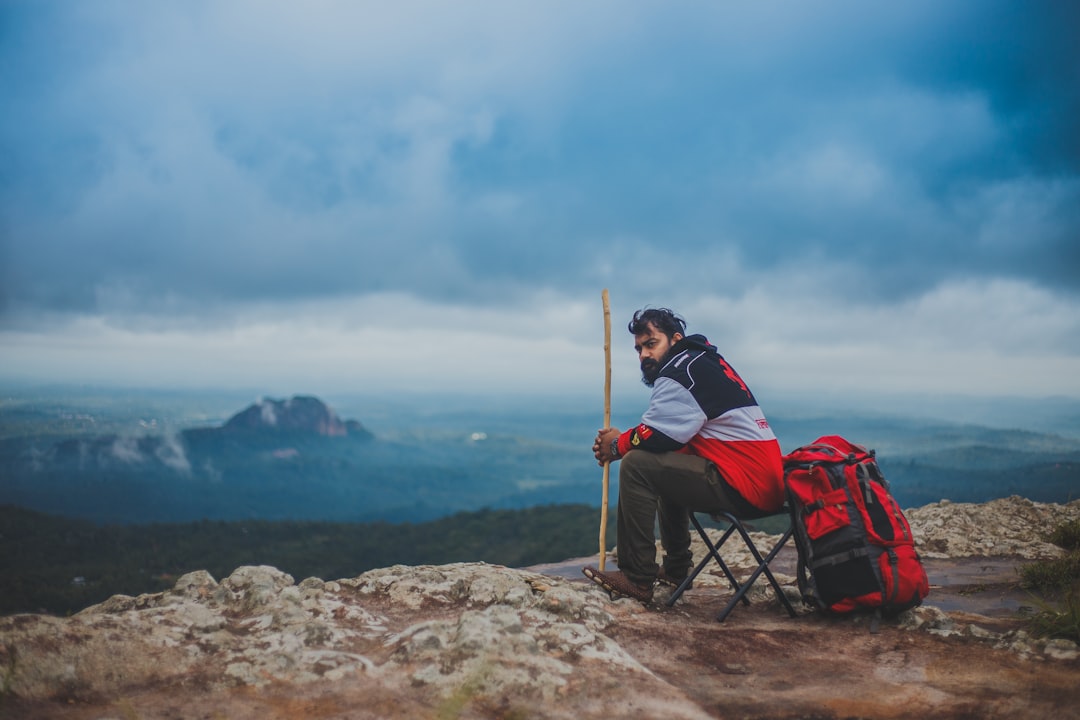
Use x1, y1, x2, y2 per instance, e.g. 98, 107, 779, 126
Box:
2, 387, 1078, 526
1, 385, 1078, 616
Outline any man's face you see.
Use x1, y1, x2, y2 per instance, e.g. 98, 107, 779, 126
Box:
634, 323, 683, 386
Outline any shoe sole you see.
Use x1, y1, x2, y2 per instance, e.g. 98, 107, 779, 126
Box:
582, 567, 654, 603
657, 572, 693, 590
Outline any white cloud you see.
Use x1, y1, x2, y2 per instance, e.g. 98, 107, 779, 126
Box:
757, 142, 887, 205
110, 436, 144, 464
0, 291, 603, 396
2, 280, 1077, 403
677, 277, 1080, 399
258, 400, 278, 426
155, 432, 193, 473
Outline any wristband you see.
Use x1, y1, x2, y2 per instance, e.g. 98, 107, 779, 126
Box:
609, 438, 620, 460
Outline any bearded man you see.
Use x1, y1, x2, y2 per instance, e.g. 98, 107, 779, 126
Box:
583, 307, 785, 602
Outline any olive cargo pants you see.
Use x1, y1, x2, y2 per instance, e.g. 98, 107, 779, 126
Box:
615, 449, 755, 585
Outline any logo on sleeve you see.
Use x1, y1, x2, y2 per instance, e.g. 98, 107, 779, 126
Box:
631, 423, 653, 446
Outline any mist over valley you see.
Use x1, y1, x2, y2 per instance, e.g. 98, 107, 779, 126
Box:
2, 386, 1077, 526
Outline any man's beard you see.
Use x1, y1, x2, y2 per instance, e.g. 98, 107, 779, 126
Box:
640, 358, 662, 387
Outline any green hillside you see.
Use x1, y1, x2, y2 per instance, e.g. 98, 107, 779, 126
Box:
0, 503, 616, 616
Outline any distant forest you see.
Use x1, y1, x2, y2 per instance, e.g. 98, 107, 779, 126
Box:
0, 503, 620, 616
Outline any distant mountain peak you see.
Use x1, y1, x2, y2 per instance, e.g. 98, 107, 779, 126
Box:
223, 396, 368, 438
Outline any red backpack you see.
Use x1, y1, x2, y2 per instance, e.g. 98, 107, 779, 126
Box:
783, 436, 929, 616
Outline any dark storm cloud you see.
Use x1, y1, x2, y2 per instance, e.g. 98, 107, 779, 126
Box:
901, 1, 1080, 174
1, 1, 1077, 325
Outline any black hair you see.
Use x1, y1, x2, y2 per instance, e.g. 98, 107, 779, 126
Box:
628, 307, 686, 340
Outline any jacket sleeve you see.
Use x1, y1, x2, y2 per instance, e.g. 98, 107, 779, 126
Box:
617, 422, 684, 454
617, 377, 706, 454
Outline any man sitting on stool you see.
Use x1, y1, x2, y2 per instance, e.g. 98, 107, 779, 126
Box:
583, 307, 785, 602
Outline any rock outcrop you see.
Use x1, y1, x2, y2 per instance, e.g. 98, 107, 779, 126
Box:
222, 395, 370, 438
2, 496, 1079, 719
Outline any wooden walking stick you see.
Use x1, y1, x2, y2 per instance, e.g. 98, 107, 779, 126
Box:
599, 289, 612, 570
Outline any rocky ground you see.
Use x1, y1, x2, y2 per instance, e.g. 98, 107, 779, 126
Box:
2, 496, 1079, 720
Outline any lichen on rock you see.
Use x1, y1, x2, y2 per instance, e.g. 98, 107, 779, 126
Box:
2, 497, 1080, 719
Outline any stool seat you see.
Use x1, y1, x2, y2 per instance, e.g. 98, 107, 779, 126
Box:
665, 510, 797, 622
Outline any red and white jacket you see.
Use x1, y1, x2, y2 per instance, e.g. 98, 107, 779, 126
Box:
615, 334, 784, 513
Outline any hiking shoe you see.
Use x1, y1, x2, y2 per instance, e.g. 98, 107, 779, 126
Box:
657, 566, 693, 590
582, 566, 654, 603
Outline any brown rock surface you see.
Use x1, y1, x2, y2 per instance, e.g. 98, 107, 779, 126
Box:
2, 497, 1078, 720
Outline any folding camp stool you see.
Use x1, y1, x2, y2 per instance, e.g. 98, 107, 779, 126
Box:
665, 509, 798, 622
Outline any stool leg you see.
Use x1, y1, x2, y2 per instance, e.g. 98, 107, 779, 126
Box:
716, 525, 797, 622
694, 514, 749, 605
666, 513, 746, 607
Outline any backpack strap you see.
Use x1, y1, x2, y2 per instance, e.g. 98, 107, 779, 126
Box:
787, 498, 822, 610
794, 541, 817, 609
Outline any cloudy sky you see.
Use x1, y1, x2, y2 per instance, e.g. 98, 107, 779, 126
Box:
1, 1, 1078, 408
